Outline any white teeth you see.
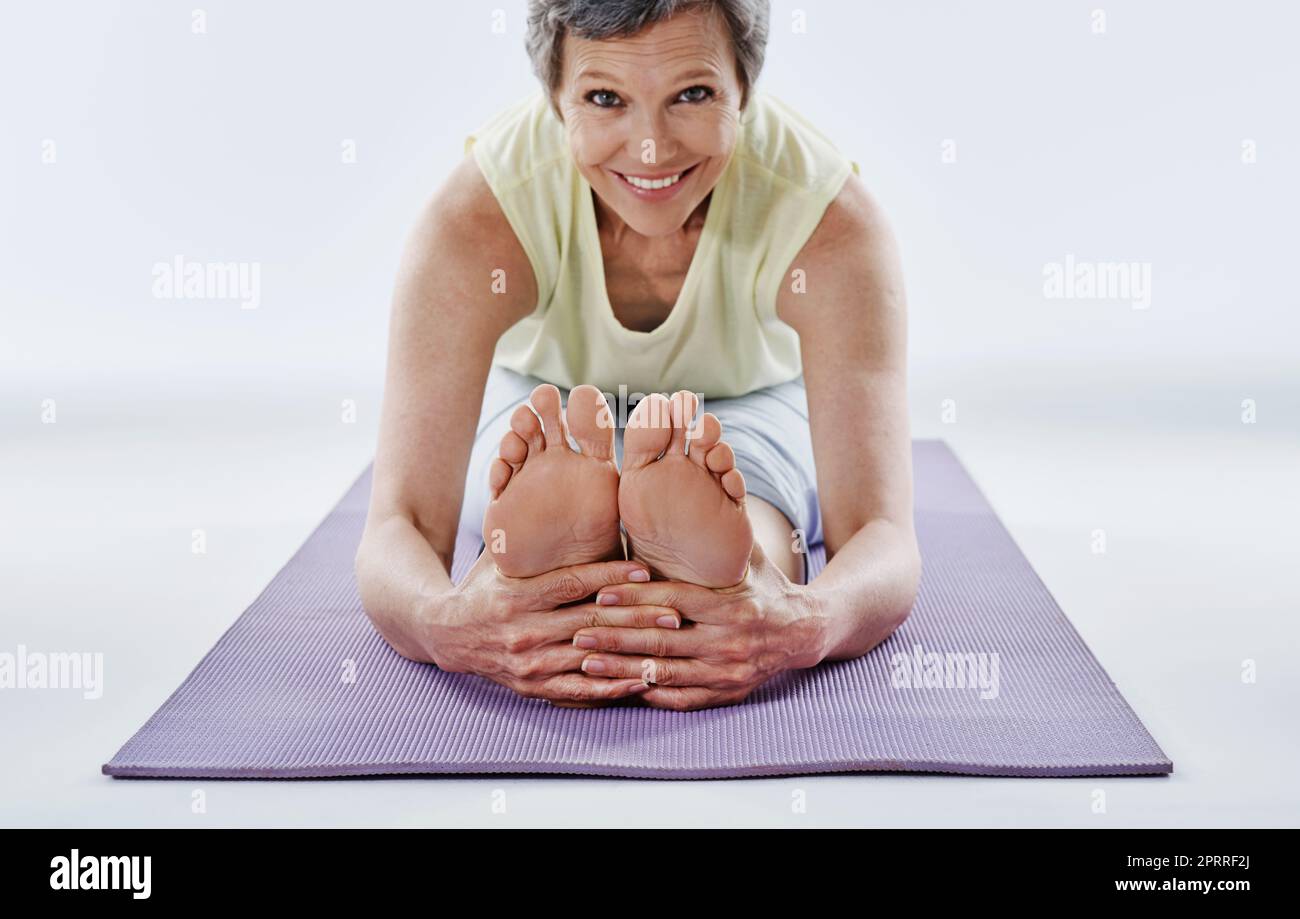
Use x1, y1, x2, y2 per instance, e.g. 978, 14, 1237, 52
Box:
623, 171, 683, 190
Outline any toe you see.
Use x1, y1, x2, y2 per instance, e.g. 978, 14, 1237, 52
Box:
688, 412, 721, 465
624, 393, 673, 468
509, 404, 545, 457
565, 385, 615, 460
530, 383, 565, 448
499, 430, 527, 469
667, 391, 699, 454
720, 467, 747, 501
704, 441, 735, 475
488, 457, 513, 499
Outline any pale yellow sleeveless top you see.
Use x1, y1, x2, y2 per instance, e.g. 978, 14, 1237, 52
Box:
464, 90, 859, 399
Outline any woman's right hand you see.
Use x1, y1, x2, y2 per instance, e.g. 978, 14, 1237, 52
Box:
420, 551, 679, 707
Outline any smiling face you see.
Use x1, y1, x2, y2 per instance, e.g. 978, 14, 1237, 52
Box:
554, 6, 745, 238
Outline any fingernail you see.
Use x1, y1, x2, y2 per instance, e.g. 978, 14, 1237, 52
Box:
628, 682, 651, 693
582, 658, 606, 674
574, 635, 598, 649
596, 592, 617, 605
656, 615, 679, 629
628, 569, 650, 582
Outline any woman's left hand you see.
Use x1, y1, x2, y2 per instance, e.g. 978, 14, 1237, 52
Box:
570, 546, 828, 711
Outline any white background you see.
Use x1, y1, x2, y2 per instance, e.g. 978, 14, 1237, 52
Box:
1, 0, 1297, 827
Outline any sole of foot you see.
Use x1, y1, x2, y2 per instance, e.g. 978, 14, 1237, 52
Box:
482, 383, 622, 579
618, 390, 753, 588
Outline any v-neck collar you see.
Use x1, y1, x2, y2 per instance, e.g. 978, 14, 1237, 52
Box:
577, 154, 735, 341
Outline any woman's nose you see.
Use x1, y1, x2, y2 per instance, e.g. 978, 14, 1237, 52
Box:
624, 106, 678, 165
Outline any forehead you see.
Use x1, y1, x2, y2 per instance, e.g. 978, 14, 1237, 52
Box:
562, 6, 734, 83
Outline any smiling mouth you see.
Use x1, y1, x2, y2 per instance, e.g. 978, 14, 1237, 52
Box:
611, 162, 701, 191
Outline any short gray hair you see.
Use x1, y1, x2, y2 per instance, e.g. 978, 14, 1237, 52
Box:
526, 0, 770, 110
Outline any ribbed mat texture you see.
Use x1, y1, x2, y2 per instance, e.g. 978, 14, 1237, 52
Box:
104, 440, 1170, 779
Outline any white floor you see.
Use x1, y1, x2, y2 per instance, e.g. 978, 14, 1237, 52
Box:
2, 365, 1297, 828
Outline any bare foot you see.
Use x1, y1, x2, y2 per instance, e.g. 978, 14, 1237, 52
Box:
618, 391, 753, 588
482, 384, 622, 578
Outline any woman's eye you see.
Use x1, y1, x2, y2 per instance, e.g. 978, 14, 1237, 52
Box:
587, 90, 621, 108
678, 85, 713, 104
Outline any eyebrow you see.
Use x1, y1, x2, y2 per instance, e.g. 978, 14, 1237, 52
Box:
674, 68, 722, 82
574, 69, 620, 83
574, 66, 721, 84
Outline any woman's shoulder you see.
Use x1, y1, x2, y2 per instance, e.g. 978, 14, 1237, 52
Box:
463, 91, 571, 194
737, 91, 866, 320
458, 92, 574, 309
734, 91, 860, 195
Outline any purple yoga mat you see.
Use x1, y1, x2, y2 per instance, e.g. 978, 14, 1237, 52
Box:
104, 440, 1170, 779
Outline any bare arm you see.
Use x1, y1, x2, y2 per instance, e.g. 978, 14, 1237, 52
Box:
355, 153, 535, 662
777, 173, 922, 661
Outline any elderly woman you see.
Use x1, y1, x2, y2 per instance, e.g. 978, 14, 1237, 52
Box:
355, 0, 920, 711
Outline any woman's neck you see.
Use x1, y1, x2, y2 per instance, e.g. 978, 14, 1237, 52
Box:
592, 191, 712, 251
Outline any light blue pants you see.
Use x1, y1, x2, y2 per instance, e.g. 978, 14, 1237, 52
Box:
457, 366, 823, 569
